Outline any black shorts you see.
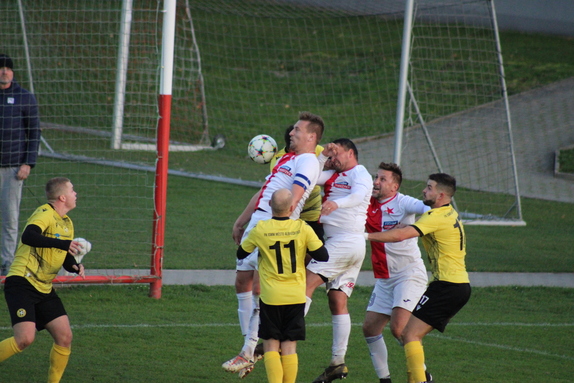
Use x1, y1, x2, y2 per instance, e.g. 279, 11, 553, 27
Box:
258, 300, 306, 342
412, 280, 471, 332
305, 220, 324, 243
4, 276, 67, 331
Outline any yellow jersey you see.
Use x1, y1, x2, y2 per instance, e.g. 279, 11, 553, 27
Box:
241, 217, 324, 305
8, 203, 74, 293
269, 145, 323, 222
412, 204, 469, 284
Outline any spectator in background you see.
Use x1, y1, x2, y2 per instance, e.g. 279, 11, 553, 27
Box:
0, 53, 41, 275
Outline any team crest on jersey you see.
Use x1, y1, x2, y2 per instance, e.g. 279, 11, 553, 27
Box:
278, 165, 293, 177
16, 308, 26, 318
383, 220, 398, 230
334, 181, 351, 189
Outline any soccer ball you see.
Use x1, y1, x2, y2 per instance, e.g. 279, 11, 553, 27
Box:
247, 134, 277, 164
73, 237, 92, 257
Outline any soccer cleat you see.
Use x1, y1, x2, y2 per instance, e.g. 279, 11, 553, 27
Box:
311, 363, 349, 383
237, 344, 263, 379
238, 364, 255, 379
379, 378, 392, 383
253, 343, 264, 362
425, 371, 434, 382
222, 354, 254, 373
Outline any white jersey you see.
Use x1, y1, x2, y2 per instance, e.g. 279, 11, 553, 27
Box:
237, 152, 321, 272
256, 152, 320, 219
319, 164, 372, 234
365, 192, 430, 278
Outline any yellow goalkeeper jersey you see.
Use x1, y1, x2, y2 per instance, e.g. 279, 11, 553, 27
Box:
269, 145, 323, 222
241, 217, 323, 305
8, 203, 74, 294
412, 204, 469, 284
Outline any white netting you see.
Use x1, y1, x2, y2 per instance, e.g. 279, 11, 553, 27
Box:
1, 0, 527, 285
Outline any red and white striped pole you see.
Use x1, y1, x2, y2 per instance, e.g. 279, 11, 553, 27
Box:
150, 0, 176, 299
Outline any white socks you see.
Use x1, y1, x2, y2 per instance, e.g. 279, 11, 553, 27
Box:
241, 294, 260, 359
366, 334, 390, 379
237, 291, 252, 336
331, 314, 351, 366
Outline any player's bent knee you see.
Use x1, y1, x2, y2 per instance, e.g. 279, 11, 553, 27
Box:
51, 328, 73, 348
15, 334, 35, 351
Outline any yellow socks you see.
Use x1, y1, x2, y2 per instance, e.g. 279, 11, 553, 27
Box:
281, 353, 298, 383
264, 351, 282, 383
48, 343, 71, 383
264, 351, 299, 383
404, 341, 426, 383
0, 337, 22, 362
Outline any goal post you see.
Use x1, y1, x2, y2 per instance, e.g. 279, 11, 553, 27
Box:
150, 0, 178, 299
392, 0, 525, 225
0, 0, 187, 298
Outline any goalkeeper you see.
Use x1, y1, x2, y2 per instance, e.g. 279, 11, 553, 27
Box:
0, 177, 85, 383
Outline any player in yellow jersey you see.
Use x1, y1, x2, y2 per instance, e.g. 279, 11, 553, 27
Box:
225, 113, 325, 378
237, 188, 329, 383
365, 173, 471, 383
0, 177, 86, 383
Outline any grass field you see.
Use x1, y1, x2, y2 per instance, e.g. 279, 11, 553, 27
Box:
2, 3, 573, 382
0, 285, 572, 382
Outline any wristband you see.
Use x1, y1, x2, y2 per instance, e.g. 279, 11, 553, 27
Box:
363, 232, 369, 240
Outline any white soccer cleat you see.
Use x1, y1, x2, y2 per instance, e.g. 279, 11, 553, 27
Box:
222, 354, 254, 373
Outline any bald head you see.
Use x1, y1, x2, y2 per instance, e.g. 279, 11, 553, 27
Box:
271, 188, 294, 217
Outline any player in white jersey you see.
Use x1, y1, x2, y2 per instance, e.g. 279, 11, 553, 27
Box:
305, 138, 373, 383
363, 162, 432, 383
223, 112, 325, 376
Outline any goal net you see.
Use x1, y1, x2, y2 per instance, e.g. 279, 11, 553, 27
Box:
183, 0, 524, 224
0, 0, 213, 295
0, 0, 524, 292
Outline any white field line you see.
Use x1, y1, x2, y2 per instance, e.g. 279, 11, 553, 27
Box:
427, 332, 574, 361
0, 322, 571, 361
0, 321, 572, 331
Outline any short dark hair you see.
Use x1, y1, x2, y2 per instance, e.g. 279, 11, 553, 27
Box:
298, 111, 324, 142
333, 138, 358, 160
378, 162, 402, 186
429, 173, 456, 197
45, 177, 71, 201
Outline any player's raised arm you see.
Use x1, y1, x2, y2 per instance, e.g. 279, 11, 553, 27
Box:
232, 189, 262, 245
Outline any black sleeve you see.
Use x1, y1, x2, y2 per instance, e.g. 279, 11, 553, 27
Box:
411, 224, 424, 237
62, 253, 80, 273
21, 224, 72, 252
236, 246, 252, 260
308, 245, 329, 262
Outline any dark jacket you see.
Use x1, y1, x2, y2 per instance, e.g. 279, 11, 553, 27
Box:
0, 80, 40, 168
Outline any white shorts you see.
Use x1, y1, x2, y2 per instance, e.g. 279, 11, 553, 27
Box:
366, 263, 428, 315
306, 230, 365, 297
236, 210, 270, 272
